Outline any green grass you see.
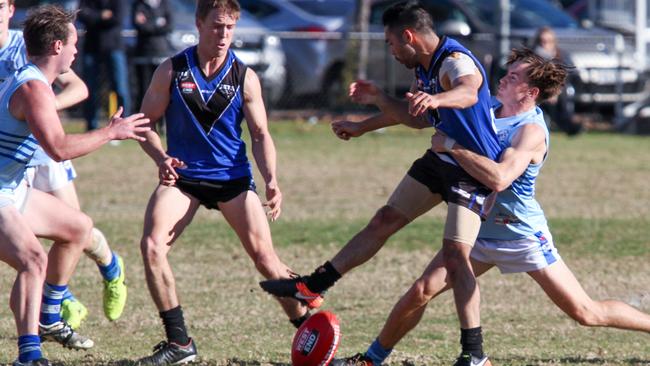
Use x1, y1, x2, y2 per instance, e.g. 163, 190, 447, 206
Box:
0, 120, 648, 365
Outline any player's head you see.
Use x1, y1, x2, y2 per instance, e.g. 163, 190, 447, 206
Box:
0, 0, 16, 37
195, 0, 240, 58
498, 48, 570, 104
382, 1, 435, 69
23, 5, 78, 73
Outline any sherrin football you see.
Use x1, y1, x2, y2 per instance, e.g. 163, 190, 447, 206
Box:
291, 311, 341, 366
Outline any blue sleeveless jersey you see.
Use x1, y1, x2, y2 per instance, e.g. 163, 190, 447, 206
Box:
415, 37, 501, 161
478, 99, 550, 240
0, 30, 27, 83
165, 47, 252, 181
0, 64, 47, 190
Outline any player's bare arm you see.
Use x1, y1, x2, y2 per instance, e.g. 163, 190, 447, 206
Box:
431, 123, 546, 191
406, 70, 482, 117
138, 58, 184, 185
13, 80, 149, 161
53, 69, 88, 110
243, 68, 282, 221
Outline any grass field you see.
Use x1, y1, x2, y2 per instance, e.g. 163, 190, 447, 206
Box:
0, 120, 649, 365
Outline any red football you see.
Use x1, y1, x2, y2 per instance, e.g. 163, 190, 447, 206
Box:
291, 311, 341, 366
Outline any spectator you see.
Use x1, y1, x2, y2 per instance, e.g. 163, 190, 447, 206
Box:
132, 0, 173, 111
532, 26, 582, 135
78, 0, 131, 131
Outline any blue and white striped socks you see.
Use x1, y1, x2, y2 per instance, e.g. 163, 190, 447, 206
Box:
18, 334, 42, 362
40, 282, 67, 325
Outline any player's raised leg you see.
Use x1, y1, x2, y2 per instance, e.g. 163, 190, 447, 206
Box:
260, 175, 442, 308
137, 185, 200, 365
529, 259, 650, 332
22, 189, 94, 350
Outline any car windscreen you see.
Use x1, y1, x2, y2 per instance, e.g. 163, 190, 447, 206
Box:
460, 0, 578, 29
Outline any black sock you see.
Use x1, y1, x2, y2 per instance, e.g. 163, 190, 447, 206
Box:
290, 311, 311, 329
460, 327, 484, 359
160, 306, 190, 345
305, 261, 341, 293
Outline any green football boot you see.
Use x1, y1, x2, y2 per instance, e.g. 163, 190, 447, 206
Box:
60, 298, 88, 330
103, 255, 127, 321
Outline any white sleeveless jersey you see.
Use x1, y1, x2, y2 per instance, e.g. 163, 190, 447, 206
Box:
0, 30, 27, 83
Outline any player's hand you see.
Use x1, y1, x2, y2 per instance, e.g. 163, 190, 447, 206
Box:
263, 182, 282, 221
349, 80, 382, 105
331, 120, 364, 140
106, 107, 151, 141
406, 91, 439, 117
158, 156, 186, 186
430, 131, 448, 153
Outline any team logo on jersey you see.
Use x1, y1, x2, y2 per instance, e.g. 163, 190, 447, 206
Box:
218, 84, 236, 99
181, 81, 196, 94
493, 212, 521, 225
179, 70, 190, 80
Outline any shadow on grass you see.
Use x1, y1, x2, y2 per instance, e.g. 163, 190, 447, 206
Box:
490, 356, 648, 365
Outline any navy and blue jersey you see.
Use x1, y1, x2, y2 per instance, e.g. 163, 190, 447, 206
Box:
415, 37, 501, 161
165, 47, 252, 181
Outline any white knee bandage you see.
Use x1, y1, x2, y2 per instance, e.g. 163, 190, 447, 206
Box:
84, 227, 111, 265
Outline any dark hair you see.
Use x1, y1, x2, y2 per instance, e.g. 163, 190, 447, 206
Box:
382, 1, 434, 35
23, 4, 76, 57
196, 0, 240, 21
507, 48, 571, 102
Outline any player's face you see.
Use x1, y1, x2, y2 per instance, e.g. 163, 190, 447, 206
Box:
0, 0, 15, 35
196, 8, 238, 58
58, 23, 78, 74
497, 61, 533, 104
384, 27, 418, 69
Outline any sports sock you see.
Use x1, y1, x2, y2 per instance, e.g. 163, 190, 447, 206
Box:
85, 227, 112, 266
160, 305, 190, 345
305, 261, 341, 293
365, 338, 392, 365
460, 327, 484, 359
18, 334, 42, 362
290, 311, 311, 328
40, 283, 67, 325
98, 252, 120, 282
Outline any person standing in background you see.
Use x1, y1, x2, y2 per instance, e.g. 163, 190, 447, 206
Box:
78, 0, 131, 131
132, 0, 172, 112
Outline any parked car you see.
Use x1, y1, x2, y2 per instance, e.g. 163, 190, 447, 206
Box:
239, 0, 356, 106
10, 0, 287, 108
364, 0, 647, 113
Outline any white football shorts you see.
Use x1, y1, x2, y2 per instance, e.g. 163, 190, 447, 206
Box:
471, 231, 561, 274
0, 179, 31, 212
25, 158, 76, 192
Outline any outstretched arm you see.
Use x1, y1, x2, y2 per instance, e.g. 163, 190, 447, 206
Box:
431, 123, 547, 192
13, 81, 149, 161
243, 69, 282, 221
407, 71, 482, 116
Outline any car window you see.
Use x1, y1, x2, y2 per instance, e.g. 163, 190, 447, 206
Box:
460, 0, 577, 28
290, 0, 354, 17
239, 0, 279, 19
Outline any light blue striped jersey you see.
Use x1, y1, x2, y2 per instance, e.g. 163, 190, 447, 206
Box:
165, 47, 251, 181
0, 30, 52, 167
478, 99, 550, 240
0, 30, 27, 83
0, 63, 47, 190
